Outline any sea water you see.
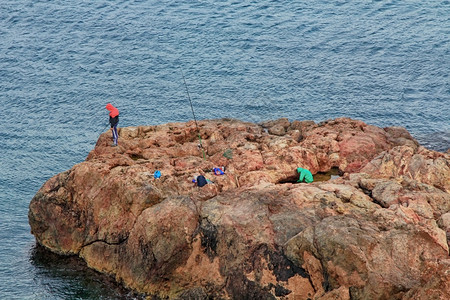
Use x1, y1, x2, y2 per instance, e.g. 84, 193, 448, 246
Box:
1, 0, 449, 298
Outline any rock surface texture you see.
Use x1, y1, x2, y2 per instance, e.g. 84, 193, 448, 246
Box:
29, 118, 450, 299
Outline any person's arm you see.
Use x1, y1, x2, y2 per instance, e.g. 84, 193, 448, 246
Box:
297, 168, 304, 182
299, 171, 305, 182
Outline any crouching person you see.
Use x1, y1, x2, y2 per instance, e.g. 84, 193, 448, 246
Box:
297, 167, 313, 183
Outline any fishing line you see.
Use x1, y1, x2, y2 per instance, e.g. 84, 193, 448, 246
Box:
181, 68, 206, 160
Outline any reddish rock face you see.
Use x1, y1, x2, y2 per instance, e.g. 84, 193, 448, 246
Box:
28, 118, 450, 299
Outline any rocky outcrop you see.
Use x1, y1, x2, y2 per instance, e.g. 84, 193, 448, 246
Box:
29, 118, 450, 299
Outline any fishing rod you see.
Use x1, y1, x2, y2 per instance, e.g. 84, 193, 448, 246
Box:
97, 123, 110, 140
181, 68, 206, 160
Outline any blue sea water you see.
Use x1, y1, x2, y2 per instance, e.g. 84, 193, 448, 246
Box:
0, 0, 449, 298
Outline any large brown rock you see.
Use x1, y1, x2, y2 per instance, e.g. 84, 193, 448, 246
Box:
29, 118, 450, 299
361, 145, 450, 193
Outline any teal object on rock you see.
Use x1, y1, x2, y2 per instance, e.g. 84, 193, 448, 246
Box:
297, 167, 313, 183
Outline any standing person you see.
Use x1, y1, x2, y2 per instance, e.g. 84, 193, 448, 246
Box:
297, 167, 313, 183
105, 103, 119, 146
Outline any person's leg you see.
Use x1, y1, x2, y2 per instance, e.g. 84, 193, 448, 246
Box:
112, 125, 118, 145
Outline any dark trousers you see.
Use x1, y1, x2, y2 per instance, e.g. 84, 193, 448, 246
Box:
112, 125, 118, 145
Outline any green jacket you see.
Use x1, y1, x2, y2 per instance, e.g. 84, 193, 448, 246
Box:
297, 167, 313, 183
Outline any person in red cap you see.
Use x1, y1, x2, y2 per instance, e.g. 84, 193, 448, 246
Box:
105, 103, 119, 146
